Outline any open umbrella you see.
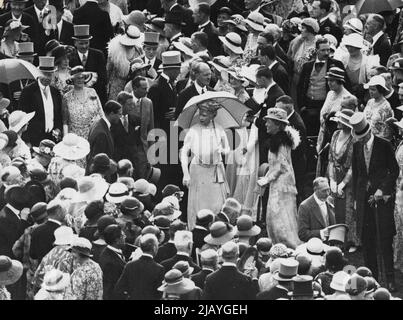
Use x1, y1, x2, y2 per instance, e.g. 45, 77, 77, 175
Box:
175, 91, 251, 129
355, 0, 403, 15
0, 59, 42, 84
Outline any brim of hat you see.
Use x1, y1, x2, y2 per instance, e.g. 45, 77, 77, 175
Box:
105, 194, 129, 204
0, 99, 11, 110
244, 19, 264, 32
343, 41, 363, 49
208, 61, 229, 73
39, 67, 57, 73
157, 278, 195, 294
70, 246, 93, 258
288, 290, 320, 297
273, 271, 296, 282
204, 229, 235, 246
0, 259, 23, 286
352, 124, 371, 140
325, 75, 345, 83
264, 114, 289, 124
53, 138, 90, 160
363, 83, 389, 91
119, 35, 143, 47
222, 69, 249, 87
330, 282, 346, 292
72, 36, 93, 40
327, 223, 349, 231
42, 272, 70, 292
144, 24, 163, 32
32, 146, 53, 158
9, 111, 35, 133
235, 225, 261, 237
17, 52, 37, 57
172, 41, 195, 57
65, 72, 93, 86
329, 116, 353, 128
75, 180, 109, 203
219, 36, 244, 55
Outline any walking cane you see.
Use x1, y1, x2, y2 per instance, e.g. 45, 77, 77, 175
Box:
374, 202, 387, 287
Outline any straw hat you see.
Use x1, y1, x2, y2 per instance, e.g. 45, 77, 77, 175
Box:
223, 14, 248, 32
222, 67, 249, 87
65, 65, 94, 86
151, 201, 181, 222
343, 18, 363, 35
72, 25, 92, 40
158, 269, 196, 294
75, 176, 109, 203
8, 110, 35, 132
161, 51, 181, 69
16, 42, 37, 57
325, 67, 346, 83
4, 19, 29, 35
264, 107, 289, 124
273, 258, 299, 282
219, 32, 243, 55
349, 112, 371, 139
234, 214, 261, 237
143, 32, 160, 46
119, 25, 143, 47
133, 178, 153, 195
42, 269, 70, 292
0, 256, 23, 286
53, 226, 77, 246
53, 133, 90, 161
363, 75, 389, 91
330, 109, 354, 128
105, 182, 130, 204
204, 221, 235, 246
244, 12, 265, 32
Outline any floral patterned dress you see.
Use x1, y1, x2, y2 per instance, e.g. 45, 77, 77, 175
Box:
394, 141, 403, 272
364, 98, 394, 141
52, 69, 73, 95
70, 259, 103, 300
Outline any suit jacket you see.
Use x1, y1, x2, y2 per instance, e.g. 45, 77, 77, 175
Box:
141, 56, 161, 73
319, 17, 343, 44
198, 21, 223, 57
191, 226, 208, 260
289, 111, 307, 179
202, 265, 258, 300
72, 1, 114, 53
274, 42, 291, 73
69, 48, 107, 105
352, 136, 399, 238
210, 0, 245, 24
256, 285, 289, 300
0, 206, 28, 258
113, 255, 165, 300
372, 32, 393, 67
98, 246, 126, 300
154, 241, 176, 263
191, 268, 213, 290
0, 12, 37, 45
87, 118, 115, 165
297, 58, 346, 109
45, 19, 74, 47
175, 83, 214, 119
161, 253, 201, 274
19, 81, 63, 147
271, 61, 290, 95
169, 4, 197, 37
297, 195, 336, 242
24, 5, 49, 56
29, 220, 60, 261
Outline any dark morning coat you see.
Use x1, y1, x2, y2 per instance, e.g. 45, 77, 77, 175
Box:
319, 17, 343, 44
191, 268, 213, 290
372, 32, 393, 67
45, 19, 74, 46
289, 110, 307, 182
0, 11, 37, 46
161, 253, 201, 274
197, 21, 223, 57
154, 241, 176, 263
271, 61, 290, 95
24, 5, 49, 56
29, 220, 61, 262
87, 118, 115, 169
169, 3, 197, 37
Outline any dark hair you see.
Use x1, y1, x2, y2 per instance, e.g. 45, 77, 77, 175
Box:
116, 91, 132, 106
375, 66, 388, 74
59, 177, 78, 190
258, 32, 274, 45
375, 85, 388, 96
318, 0, 332, 13
276, 95, 294, 105
104, 100, 122, 115
218, 7, 232, 16
256, 66, 273, 80
259, 45, 276, 60
132, 76, 147, 88
192, 31, 209, 49
103, 224, 122, 245
324, 249, 346, 272
84, 200, 104, 221
371, 14, 385, 30
316, 36, 329, 49
198, 3, 210, 16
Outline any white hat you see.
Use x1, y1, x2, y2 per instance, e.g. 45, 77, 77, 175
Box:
53, 226, 77, 246
219, 32, 243, 55
343, 18, 363, 35
53, 133, 90, 161
8, 110, 35, 132
119, 25, 143, 47
75, 176, 109, 203
330, 271, 350, 292
343, 33, 364, 49
42, 269, 71, 292
105, 182, 130, 203
244, 12, 265, 32
364, 75, 389, 91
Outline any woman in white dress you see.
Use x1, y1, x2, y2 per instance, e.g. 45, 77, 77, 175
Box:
181, 100, 230, 230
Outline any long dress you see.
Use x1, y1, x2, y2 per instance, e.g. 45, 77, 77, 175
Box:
364, 97, 394, 141
265, 128, 301, 249
394, 140, 403, 272
328, 130, 359, 246
182, 122, 230, 230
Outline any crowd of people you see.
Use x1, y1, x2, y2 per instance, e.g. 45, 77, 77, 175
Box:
1, 0, 403, 300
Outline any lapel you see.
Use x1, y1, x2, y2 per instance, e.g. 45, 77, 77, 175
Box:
100, 118, 113, 148
368, 137, 377, 174
309, 196, 326, 228
33, 82, 45, 117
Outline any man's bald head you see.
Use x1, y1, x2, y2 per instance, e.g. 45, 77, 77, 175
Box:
195, 62, 212, 87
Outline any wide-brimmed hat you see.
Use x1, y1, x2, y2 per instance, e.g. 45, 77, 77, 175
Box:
53, 133, 90, 160
72, 24, 92, 40
343, 33, 364, 49
222, 67, 249, 87
145, 17, 165, 33
330, 109, 354, 128
130, 58, 151, 73
330, 271, 350, 292
161, 51, 181, 69
288, 275, 319, 297
70, 237, 93, 257
219, 32, 243, 55
32, 139, 55, 159
364, 75, 389, 91
325, 67, 346, 83
196, 209, 215, 225
158, 269, 195, 294
343, 18, 363, 35
4, 19, 29, 34
122, 10, 145, 26
223, 14, 248, 32
75, 176, 109, 203
204, 221, 235, 246
163, 11, 185, 27
8, 110, 35, 132
305, 237, 327, 256
105, 182, 130, 204
328, 224, 349, 243
120, 25, 143, 47
234, 214, 261, 237
161, 184, 181, 198
244, 12, 265, 32
209, 55, 231, 73
38, 56, 57, 72
173, 260, 194, 277
301, 17, 320, 34
273, 258, 299, 282
143, 31, 160, 46
264, 107, 289, 124
349, 112, 371, 139
0, 256, 23, 286
65, 65, 93, 85
16, 42, 36, 57
154, 215, 171, 230
151, 201, 181, 222
42, 269, 70, 292
0, 97, 10, 113
133, 178, 153, 195
53, 226, 77, 246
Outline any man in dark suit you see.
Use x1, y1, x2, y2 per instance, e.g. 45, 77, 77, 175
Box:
192, 3, 223, 57
163, 12, 185, 52
191, 209, 214, 260
161, 0, 197, 37
72, 0, 114, 55
298, 177, 336, 243
87, 100, 122, 168
29, 200, 65, 262
276, 95, 307, 204
98, 225, 126, 300
175, 61, 213, 118
350, 113, 399, 291
311, 0, 343, 43
203, 241, 258, 299
365, 14, 392, 67
210, 0, 245, 24
297, 37, 345, 136
259, 45, 290, 95
113, 233, 165, 299
24, 0, 50, 55
0, 186, 30, 258
142, 31, 162, 73
45, 0, 74, 46
191, 248, 218, 290
160, 230, 201, 273
155, 219, 186, 263
69, 24, 108, 105
18, 56, 62, 147
0, 0, 37, 45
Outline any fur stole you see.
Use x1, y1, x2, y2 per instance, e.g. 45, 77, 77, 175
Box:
268, 126, 301, 154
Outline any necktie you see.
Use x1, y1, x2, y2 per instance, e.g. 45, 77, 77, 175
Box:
364, 143, 370, 170
123, 115, 129, 132
55, 25, 59, 40
201, 87, 206, 94
82, 53, 87, 67
39, 11, 43, 23
321, 203, 329, 226
42, 86, 48, 99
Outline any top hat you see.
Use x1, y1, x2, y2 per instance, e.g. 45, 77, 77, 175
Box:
161, 51, 181, 69
204, 221, 235, 246
163, 12, 185, 27
234, 215, 261, 237
38, 56, 57, 72
16, 42, 36, 57
325, 67, 346, 83
330, 109, 354, 128
264, 107, 289, 124
327, 224, 349, 243
53, 226, 77, 246
143, 31, 160, 46
273, 259, 299, 282
349, 112, 371, 139
72, 25, 92, 40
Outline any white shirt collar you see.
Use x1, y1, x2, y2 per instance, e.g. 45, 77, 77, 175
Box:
199, 20, 210, 29
202, 267, 215, 272
38, 80, 48, 91
12, 14, 22, 22
142, 253, 154, 259
320, 14, 331, 24
265, 82, 275, 94
107, 245, 123, 255
366, 134, 374, 149
57, 19, 63, 33
268, 60, 278, 69
177, 251, 190, 257
161, 73, 170, 82
372, 31, 384, 45
313, 193, 326, 207
194, 225, 208, 231
169, 3, 179, 11
6, 204, 20, 217
48, 218, 62, 226
144, 56, 156, 66
222, 262, 237, 267
102, 116, 111, 129
34, 5, 45, 20
287, 110, 295, 119
77, 51, 88, 62
194, 80, 206, 95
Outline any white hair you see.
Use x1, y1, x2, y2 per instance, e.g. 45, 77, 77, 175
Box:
174, 230, 193, 251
